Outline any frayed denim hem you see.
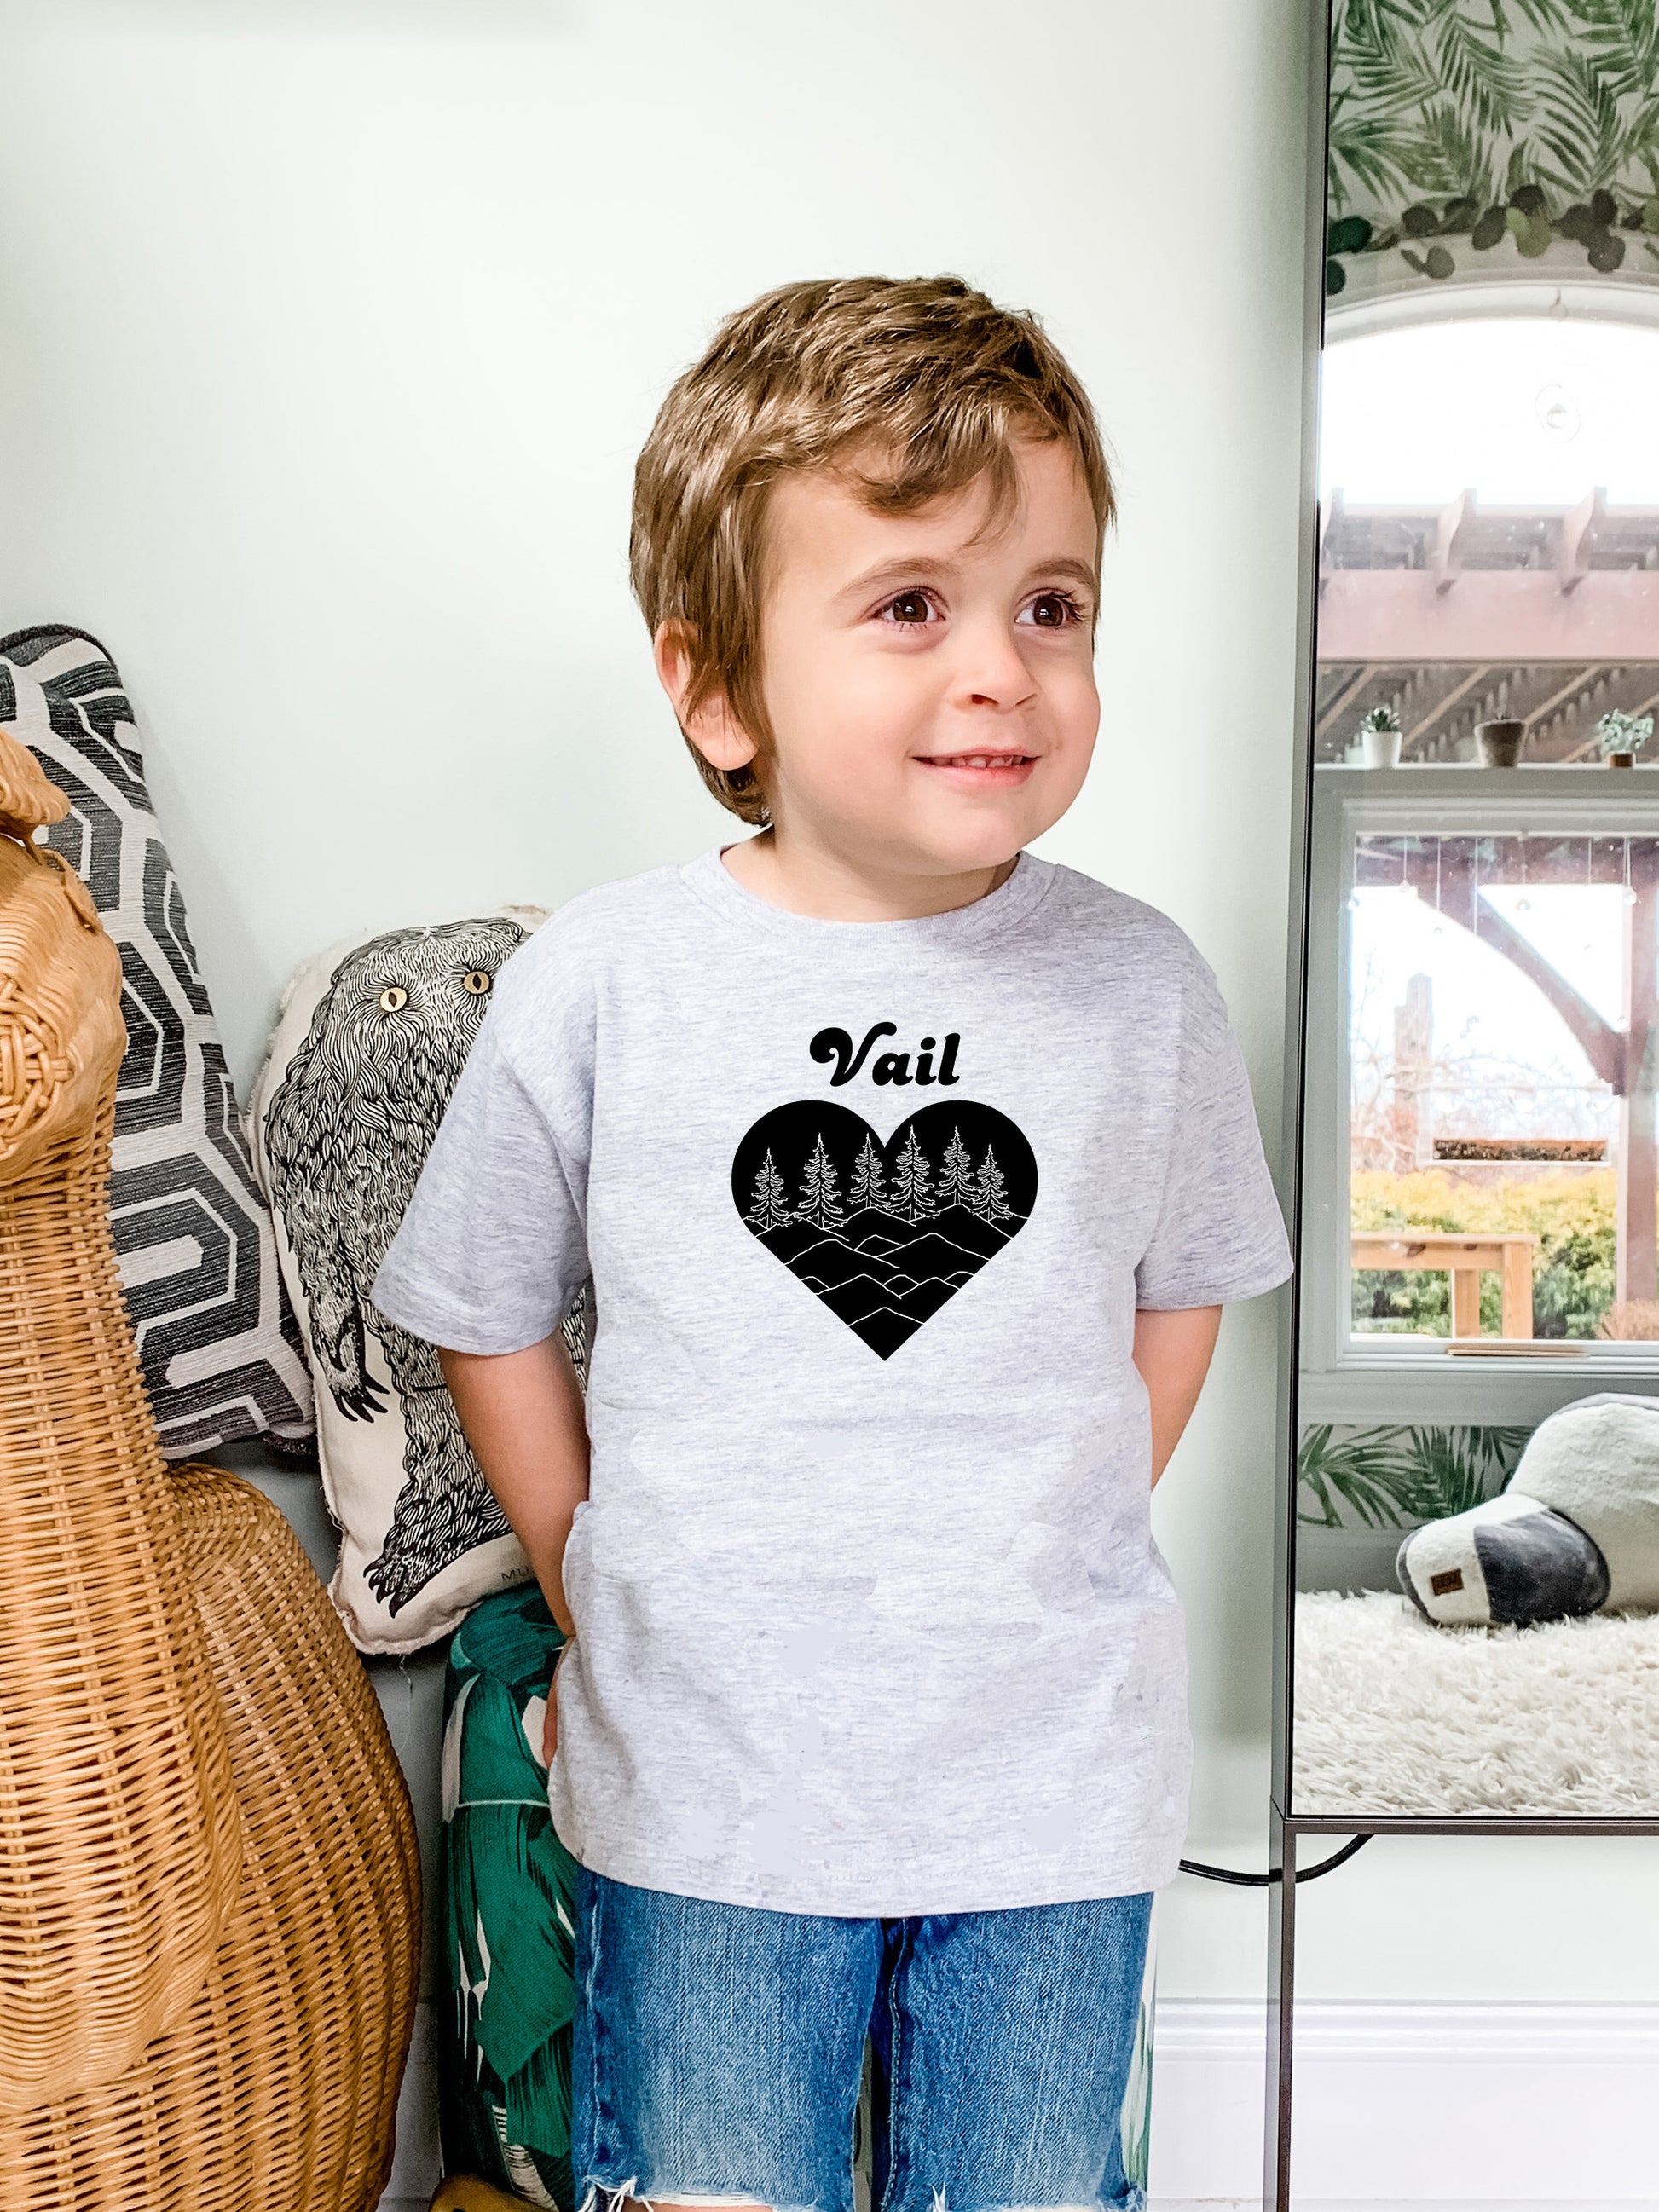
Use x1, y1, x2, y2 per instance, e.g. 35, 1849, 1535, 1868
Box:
920, 2195, 1145, 2212
889, 2192, 1144, 2212
578, 2180, 822, 2212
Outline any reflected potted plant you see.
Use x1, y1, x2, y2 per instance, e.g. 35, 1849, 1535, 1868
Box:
1596, 709, 1654, 769
1357, 705, 1403, 769
1475, 716, 1526, 766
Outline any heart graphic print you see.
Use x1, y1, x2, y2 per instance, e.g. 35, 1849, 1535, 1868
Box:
731, 1099, 1037, 1358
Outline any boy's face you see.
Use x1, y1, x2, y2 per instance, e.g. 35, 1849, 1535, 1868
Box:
685, 437, 1100, 883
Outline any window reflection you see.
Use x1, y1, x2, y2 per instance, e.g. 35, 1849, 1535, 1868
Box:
1350, 831, 1659, 1343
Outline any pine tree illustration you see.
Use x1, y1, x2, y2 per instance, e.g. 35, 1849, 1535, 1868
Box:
848, 1131, 888, 1212
796, 1134, 846, 1231
745, 1147, 793, 1233
970, 1145, 1013, 1224
937, 1126, 974, 1210
889, 1127, 938, 1225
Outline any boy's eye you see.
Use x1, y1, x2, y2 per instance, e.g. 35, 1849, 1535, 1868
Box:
1020, 591, 1083, 629
877, 589, 939, 626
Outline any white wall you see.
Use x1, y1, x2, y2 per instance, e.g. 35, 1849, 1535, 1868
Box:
11, 0, 1646, 2047
0, 0, 1311, 1089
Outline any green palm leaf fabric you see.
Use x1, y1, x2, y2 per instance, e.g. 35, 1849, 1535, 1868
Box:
1327, 0, 1659, 295
439, 1584, 578, 2209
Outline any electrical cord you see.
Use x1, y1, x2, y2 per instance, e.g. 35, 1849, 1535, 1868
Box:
1177, 1834, 1373, 1886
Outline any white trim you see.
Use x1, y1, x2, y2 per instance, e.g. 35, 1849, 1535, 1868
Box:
1300, 767, 1659, 1426
1326, 261, 1659, 340
1298, 1357, 1659, 1424
1155, 1997, 1659, 2063
1149, 1998, 1659, 2205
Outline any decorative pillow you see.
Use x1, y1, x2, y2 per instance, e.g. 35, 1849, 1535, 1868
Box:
1396, 1492, 1610, 1627
437, 1583, 577, 2210
1397, 1393, 1659, 1626
249, 910, 569, 1653
1506, 1393, 1659, 1610
0, 623, 312, 1455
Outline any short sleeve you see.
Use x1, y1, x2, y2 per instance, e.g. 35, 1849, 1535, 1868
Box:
372, 1008, 589, 1356
1134, 966, 1292, 1312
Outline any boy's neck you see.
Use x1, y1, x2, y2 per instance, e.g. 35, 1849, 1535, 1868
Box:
720, 826, 1019, 923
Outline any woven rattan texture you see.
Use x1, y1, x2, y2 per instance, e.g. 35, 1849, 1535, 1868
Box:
0, 1465, 422, 2206
0, 803, 245, 2112
0, 747, 119, 1181
0, 722, 67, 844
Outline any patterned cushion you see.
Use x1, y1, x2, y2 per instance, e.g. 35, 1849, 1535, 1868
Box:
0, 624, 312, 1455
249, 913, 579, 1653
438, 1584, 577, 2210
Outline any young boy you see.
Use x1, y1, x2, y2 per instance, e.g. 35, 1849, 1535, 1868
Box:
374, 274, 1291, 2212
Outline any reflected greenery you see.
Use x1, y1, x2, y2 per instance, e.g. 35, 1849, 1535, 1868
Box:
1298, 1421, 1532, 1528
1351, 1170, 1617, 1340
1327, 0, 1659, 293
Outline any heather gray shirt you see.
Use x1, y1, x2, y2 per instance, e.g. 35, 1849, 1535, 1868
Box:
373, 849, 1291, 1914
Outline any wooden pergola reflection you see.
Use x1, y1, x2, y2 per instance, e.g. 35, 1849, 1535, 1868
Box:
1316, 498, 1659, 766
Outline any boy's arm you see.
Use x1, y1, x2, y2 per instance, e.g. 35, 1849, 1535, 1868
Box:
439, 1332, 590, 1640
1132, 1305, 1223, 1487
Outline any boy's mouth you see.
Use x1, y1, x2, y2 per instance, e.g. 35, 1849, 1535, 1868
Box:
915, 749, 1038, 787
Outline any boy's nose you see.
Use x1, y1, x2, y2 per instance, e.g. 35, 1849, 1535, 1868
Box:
948, 619, 1038, 713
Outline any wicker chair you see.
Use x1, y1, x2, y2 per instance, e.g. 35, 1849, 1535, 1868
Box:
0, 727, 421, 2206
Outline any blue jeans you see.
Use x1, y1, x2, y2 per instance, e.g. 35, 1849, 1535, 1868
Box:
572, 1871, 1152, 2212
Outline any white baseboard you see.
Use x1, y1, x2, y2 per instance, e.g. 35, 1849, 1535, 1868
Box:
1149, 2000, 1659, 2205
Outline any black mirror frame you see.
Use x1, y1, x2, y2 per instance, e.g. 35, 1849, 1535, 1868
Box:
1264, 6, 1659, 2203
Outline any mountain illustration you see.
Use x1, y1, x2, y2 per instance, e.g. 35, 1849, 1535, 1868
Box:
731, 1100, 1038, 1358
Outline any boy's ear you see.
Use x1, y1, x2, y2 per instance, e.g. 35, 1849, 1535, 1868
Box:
653, 624, 758, 776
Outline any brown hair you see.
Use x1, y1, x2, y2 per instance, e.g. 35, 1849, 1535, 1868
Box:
630, 274, 1114, 824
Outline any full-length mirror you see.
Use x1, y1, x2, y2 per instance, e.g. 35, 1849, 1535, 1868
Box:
1289, 0, 1659, 1826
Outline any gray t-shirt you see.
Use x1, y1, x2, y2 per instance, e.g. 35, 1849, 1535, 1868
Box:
373, 848, 1291, 1915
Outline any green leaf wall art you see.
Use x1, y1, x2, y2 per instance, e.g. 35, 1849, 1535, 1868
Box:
1327, 0, 1659, 297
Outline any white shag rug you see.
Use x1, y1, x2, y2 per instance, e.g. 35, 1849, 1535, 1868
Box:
1293, 1591, 1659, 1816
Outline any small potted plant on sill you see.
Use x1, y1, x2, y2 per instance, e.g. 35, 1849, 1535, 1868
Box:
1475, 715, 1526, 766
1596, 708, 1655, 769
1357, 704, 1402, 769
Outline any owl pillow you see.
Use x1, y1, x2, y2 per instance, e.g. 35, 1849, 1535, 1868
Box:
249, 910, 569, 1654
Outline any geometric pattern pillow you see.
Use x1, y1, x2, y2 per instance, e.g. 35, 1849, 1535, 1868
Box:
438, 1583, 578, 2210
0, 623, 313, 1457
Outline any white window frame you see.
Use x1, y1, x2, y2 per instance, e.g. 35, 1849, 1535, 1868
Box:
1301, 763, 1659, 1424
